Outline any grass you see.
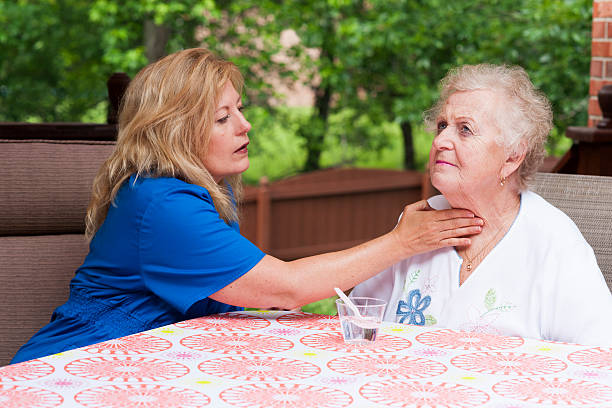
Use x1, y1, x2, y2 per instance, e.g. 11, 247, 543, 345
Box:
246, 296, 339, 315
301, 296, 339, 315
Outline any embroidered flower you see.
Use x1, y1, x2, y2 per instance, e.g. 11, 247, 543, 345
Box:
459, 289, 515, 334
396, 289, 431, 325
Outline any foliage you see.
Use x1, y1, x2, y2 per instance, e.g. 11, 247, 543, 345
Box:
243, 105, 436, 184
0, 0, 285, 121
265, 0, 591, 163
243, 106, 308, 184
301, 295, 338, 315
88, 0, 290, 105
0, 0, 108, 121
0, 0, 592, 163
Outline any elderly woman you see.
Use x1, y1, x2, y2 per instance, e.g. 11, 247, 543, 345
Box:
351, 64, 612, 345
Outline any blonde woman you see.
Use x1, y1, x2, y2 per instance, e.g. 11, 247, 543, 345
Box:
11, 48, 482, 364
351, 64, 612, 346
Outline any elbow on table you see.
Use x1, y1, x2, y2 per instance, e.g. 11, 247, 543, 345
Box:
266, 289, 304, 311
216, 256, 308, 310
249, 257, 306, 310
211, 280, 303, 311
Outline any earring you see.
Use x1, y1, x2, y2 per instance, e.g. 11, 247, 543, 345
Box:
500, 176, 506, 187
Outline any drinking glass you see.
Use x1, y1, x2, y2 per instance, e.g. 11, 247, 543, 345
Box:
335, 297, 387, 345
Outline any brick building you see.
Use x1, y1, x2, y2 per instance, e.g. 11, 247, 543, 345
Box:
590, 0, 612, 126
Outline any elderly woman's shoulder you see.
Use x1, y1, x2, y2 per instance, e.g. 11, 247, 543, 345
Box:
520, 190, 585, 240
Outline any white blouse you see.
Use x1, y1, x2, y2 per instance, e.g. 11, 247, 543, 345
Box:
351, 191, 612, 346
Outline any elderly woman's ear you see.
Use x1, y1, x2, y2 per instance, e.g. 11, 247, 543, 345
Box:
502, 141, 528, 181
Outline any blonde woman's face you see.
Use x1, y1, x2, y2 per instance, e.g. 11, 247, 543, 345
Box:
203, 82, 252, 182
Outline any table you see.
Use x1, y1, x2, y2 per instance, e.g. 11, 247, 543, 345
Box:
1, 311, 612, 407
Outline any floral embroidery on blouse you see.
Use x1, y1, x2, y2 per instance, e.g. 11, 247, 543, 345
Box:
483, 288, 515, 314
459, 288, 516, 334
396, 289, 431, 325
404, 269, 421, 289
397, 269, 437, 326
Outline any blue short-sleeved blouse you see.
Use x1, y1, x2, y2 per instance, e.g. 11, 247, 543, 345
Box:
11, 176, 265, 363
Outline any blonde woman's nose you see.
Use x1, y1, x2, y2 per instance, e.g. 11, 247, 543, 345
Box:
237, 111, 252, 134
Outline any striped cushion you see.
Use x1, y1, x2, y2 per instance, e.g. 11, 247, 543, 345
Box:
0, 139, 115, 235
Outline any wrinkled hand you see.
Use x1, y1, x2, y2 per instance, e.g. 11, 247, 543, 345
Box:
393, 200, 482, 257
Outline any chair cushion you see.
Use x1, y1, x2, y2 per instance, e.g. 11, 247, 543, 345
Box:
0, 139, 115, 236
0, 234, 89, 366
530, 172, 612, 291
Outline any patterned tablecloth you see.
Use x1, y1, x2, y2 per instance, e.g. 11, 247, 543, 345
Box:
1, 310, 612, 408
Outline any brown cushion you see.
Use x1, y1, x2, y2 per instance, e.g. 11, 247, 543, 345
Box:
0, 234, 89, 366
0, 139, 115, 235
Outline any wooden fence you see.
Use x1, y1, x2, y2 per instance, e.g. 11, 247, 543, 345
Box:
239, 167, 429, 260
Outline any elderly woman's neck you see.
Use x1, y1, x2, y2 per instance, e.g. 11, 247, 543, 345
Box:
445, 188, 521, 231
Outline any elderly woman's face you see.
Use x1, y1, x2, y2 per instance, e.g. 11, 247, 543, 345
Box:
428, 89, 509, 198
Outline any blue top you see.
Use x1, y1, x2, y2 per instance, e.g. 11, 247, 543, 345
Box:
11, 176, 265, 364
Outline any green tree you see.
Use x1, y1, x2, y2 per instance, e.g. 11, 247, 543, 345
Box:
0, 0, 287, 122
283, 0, 592, 167
239, 0, 591, 170
89, 0, 297, 105
1, 0, 592, 163
0, 0, 108, 121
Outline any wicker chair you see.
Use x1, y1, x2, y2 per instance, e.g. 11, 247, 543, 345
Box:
529, 172, 612, 291
0, 135, 115, 366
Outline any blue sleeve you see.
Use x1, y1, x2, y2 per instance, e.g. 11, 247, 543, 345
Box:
138, 185, 265, 314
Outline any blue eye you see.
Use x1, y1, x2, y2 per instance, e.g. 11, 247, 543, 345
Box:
460, 124, 472, 135
436, 121, 447, 133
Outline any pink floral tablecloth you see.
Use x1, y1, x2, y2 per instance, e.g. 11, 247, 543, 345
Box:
2, 310, 612, 407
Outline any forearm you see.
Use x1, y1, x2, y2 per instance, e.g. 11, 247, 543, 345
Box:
284, 230, 405, 306
210, 232, 404, 310
210, 201, 481, 309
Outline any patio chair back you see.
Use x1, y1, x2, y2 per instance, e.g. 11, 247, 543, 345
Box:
529, 172, 612, 291
0, 137, 115, 366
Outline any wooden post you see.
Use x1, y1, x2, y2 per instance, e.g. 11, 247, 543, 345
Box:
557, 85, 612, 176
256, 176, 271, 252
107, 73, 131, 125
420, 164, 439, 201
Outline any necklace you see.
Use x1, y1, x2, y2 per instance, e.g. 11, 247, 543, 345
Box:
462, 223, 507, 272
460, 197, 521, 273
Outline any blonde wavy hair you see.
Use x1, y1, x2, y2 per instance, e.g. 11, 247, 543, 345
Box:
424, 64, 553, 190
85, 48, 244, 240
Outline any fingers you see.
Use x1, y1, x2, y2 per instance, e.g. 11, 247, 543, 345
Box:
438, 237, 472, 248
406, 203, 476, 220
437, 216, 483, 232
440, 225, 482, 239
432, 222, 482, 250
434, 208, 477, 220
404, 201, 478, 220
395, 200, 484, 257
402, 202, 478, 223
405, 200, 430, 212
